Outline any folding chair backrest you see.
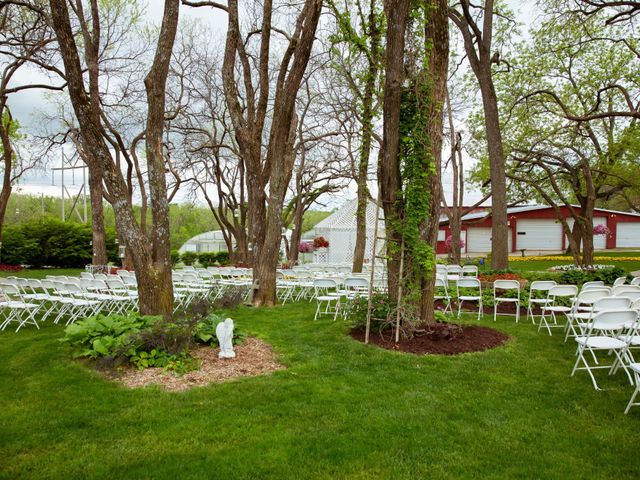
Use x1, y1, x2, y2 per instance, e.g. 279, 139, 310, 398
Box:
613, 285, 640, 296
632, 299, 640, 311
530, 280, 557, 294
436, 265, 447, 274
91, 279, 108, 290
182, 273, 199, 282
344, 277, 368, 289
613, 277, 627, 286
462, 265, 478, 277
337, 266, 352, 274
581, 284, 611, 294
116, 270, 131, 278
434, 277, 448, 289
0, 283, 21, 296
548, 285, 578, 299
581, 281, 604, 290
590, 309, 638, 332
122, 276, 137, 287
494, 279, 520, 291
631, 277, 640, 286
80, 272, 94, 279
575, 289, 610, 305
621, 291, 640, 302
314, 279, 337, 289
0, 277, 19, 286
106, 278, 126, 290
593, 297, 631, 312
172, 272, 184, 281
94, 273, 107, 281
447, 265, 463, 275
457, 278, 481, 289
79, 278, 94, 290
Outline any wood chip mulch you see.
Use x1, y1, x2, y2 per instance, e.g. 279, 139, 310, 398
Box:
350, 323, 510, 356
103, 338, 285, 392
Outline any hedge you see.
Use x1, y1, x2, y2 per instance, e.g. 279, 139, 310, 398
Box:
1, 218, 118, 268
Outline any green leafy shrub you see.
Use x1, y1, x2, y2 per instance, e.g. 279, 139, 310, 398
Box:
170, 250, 181, 266
2, 218, 118, 267
216, 251, 230, 266
198, 252, 217, 267
181, 251, 198, 266
558, 266, 627, 286
62, 313, 159, 360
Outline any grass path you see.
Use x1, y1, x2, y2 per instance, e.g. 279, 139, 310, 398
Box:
1, 301, 639, 479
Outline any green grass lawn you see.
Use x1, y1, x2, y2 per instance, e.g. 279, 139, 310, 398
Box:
505, 251, 640, 273
0, 268, 83, 279
1, 300, 639, 479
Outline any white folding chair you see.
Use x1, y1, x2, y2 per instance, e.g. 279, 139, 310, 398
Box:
571, 309, 637, 390
456, 277, 483, 320
613, 277, 627, 286
631, 277, 640, 286
493, 280, 521, 322
527, 281, 556, 324
434, 276, 452, 314
313, 279, 340, 321
539, 285, 578, 336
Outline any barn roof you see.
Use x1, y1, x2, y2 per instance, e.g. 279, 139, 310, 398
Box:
441, 204, 640, 224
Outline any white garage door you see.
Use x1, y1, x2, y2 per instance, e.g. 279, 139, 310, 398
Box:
616, 223, 640, 248
516, 219, 562, 250
565, 217, 607, 250
466, 227, 511, 253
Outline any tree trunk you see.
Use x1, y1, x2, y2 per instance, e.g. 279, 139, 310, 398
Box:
88, 164, 107, 265
479, 73, 509, 270
0, 109, 14, 241
288, 199, 305, 265
418, 0, 448, 325
352, 6, 381, 273
142, 0, 179, 317
380, 0, 410, 302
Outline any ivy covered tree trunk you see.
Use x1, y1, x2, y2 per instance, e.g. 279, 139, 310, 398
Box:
418, 0, 448, 325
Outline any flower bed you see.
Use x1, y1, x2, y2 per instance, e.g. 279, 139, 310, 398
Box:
508, 255, 639, 262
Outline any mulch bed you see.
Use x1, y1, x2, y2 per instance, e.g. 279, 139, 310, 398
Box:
350, 323, 510, 355
101, 337, 285, 392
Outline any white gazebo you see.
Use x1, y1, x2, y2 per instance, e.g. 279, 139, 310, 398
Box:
308, 199, 384, 264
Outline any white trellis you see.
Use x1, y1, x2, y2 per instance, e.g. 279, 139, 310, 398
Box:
310, 199, 385, 264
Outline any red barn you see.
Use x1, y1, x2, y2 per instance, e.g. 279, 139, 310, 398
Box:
437, 205, 640, 254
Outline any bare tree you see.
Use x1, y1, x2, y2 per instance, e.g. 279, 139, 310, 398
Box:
449, 0, 510, 269
0, 2, 63, 239
47, 0, 179, 316
185, 0, 324, 305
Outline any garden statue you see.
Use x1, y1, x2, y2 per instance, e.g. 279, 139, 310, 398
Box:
216, 318, 236, 359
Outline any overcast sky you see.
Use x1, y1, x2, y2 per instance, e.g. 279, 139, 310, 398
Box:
8, 0, 535, 208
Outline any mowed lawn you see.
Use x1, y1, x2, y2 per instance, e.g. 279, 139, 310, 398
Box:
507, 251, 640, 273
1, 299, 639, 479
